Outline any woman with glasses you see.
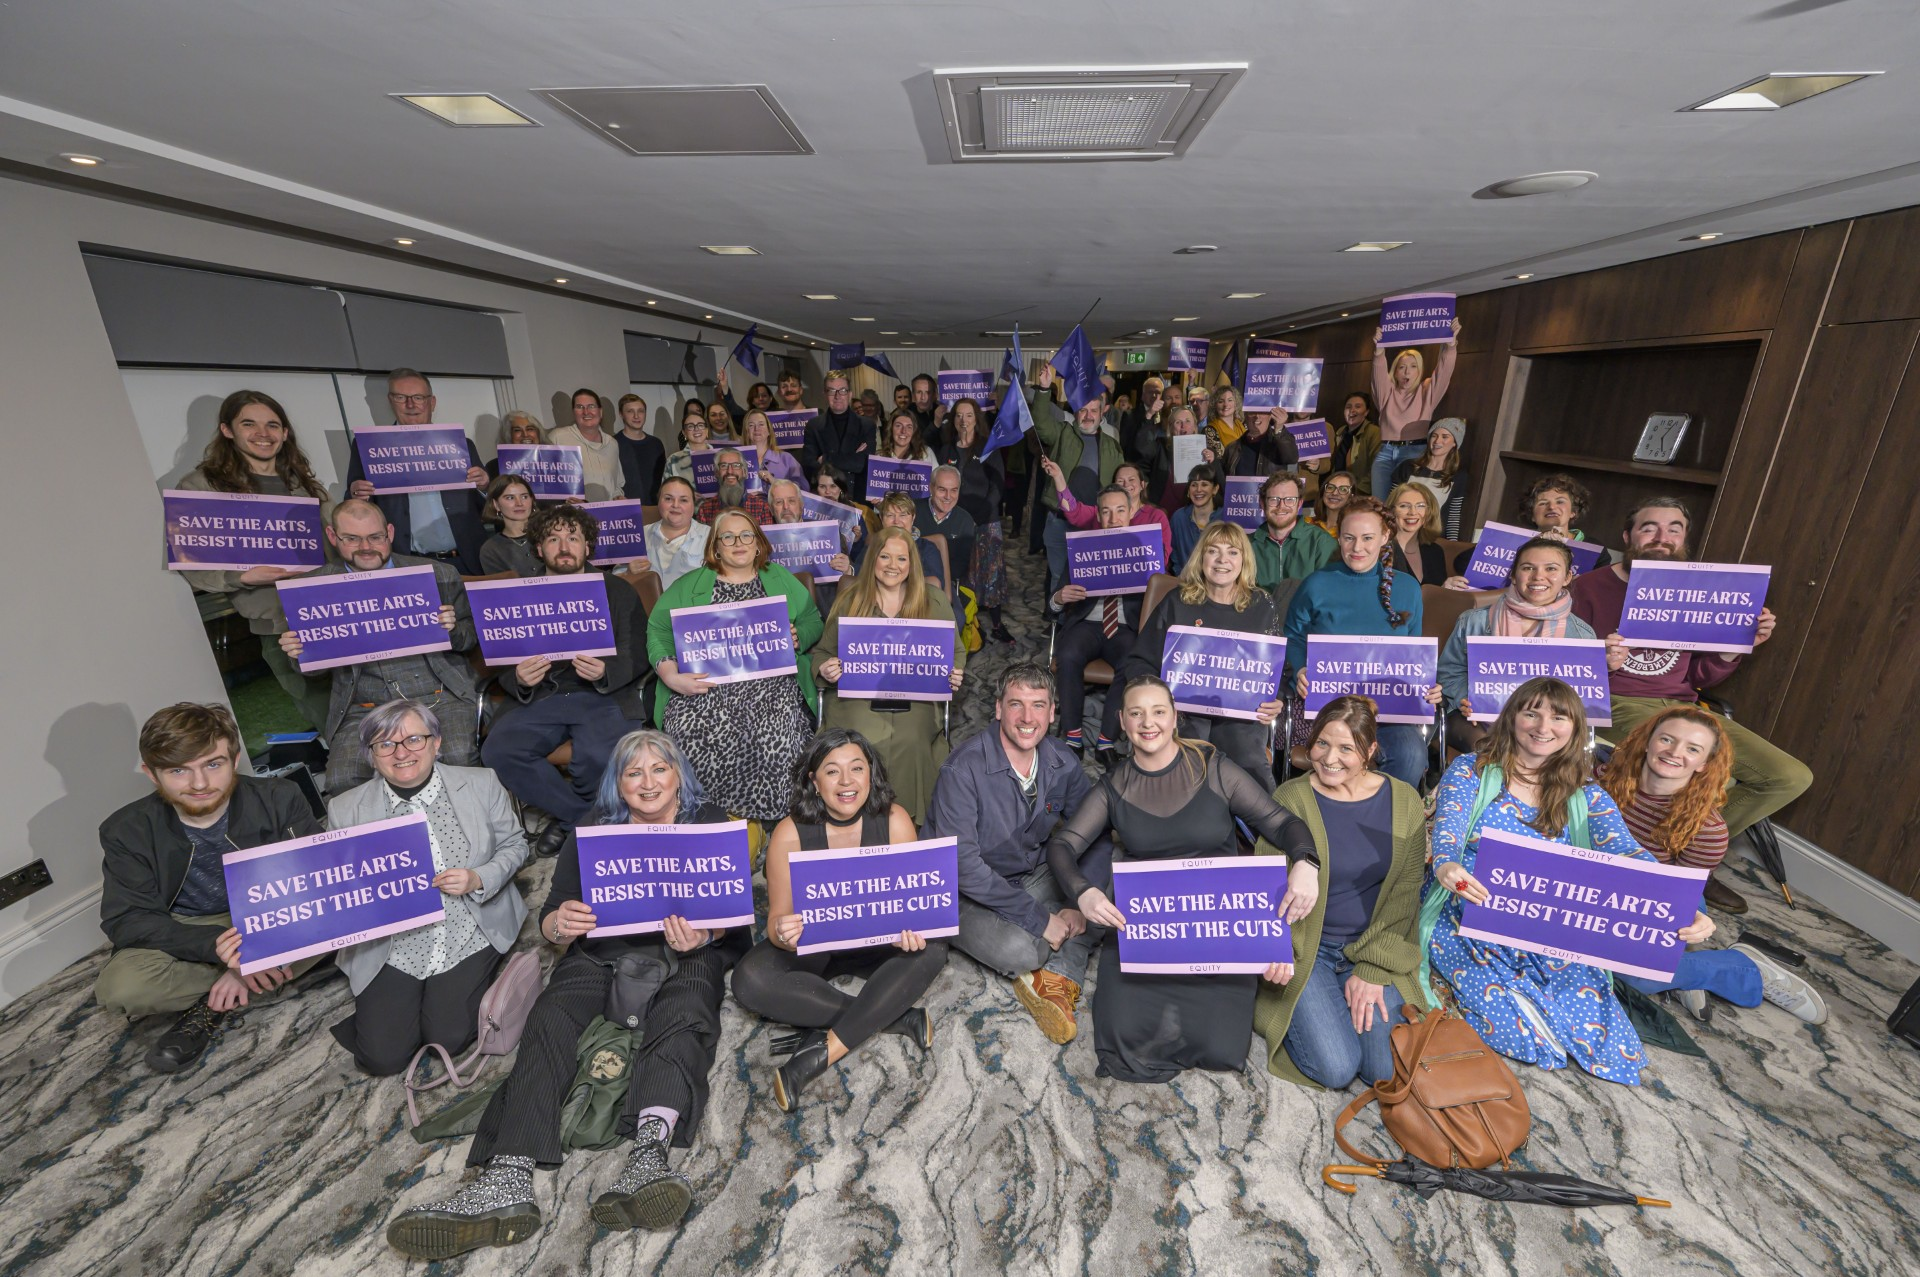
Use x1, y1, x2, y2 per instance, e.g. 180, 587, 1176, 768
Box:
739, 410, 809, 492
1309, 471, 1357, 534
664, 411, 716, 484
325, 699, 530, 1077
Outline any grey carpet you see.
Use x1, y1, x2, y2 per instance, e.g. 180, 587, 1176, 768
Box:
4, 536, 1918, 1275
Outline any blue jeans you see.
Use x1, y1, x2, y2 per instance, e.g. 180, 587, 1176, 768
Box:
1376, 722, 1429, 789
1618, 948, 1762, 1007
1284, 941, 1404, 1089
1372, 439, 1426, 500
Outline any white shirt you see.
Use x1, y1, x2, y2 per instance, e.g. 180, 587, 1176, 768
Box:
644, 520, 711, 587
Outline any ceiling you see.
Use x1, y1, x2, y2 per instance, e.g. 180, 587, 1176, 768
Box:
2, 0, 1917, 349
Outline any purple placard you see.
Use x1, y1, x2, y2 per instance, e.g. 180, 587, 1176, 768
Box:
765, 520, 843, 583
1221, 475, 1265, 529
1455, 830, 1708, 981
767, 409, 816, 451
1162, 625, 1286, 721
276, 565, 451, 673
1378, 292, 1457, 348
1461, 521, 1604, 589
865, 456, 933, 501
801, 490, 866, 549
1285, 418, 1332, 461
1465, 636, 1612, 726
576, 822, 756, 936
936, 369, 993, 407
788, 837, 960, 954
1242, 357, 1323, 412
221, 814, 442, 975
1111, 857, 1292, 974
496, 444, 585, 499
1616, 561, 1772, 654
162, 490, 326, 572
352, 424, 473, 494
1066, 525, 1166, 597
670, 594, 796, 683
836, 616, 955, 702
1168, 336, 1209, 370
1248, 339, 1297, 358
582, 500, 650, 565
467, 574, 618, 665
1304, 635, 1437, 724
690, 445, 762, 497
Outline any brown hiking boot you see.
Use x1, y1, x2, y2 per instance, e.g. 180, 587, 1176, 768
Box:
1014, 969, 1081, 1044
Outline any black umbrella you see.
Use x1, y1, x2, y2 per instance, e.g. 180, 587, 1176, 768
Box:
1746, 818, 1796, 908
1324, 1159, 1670, 1208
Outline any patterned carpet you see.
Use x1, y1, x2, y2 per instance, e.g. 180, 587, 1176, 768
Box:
5, 534, 1919, 1276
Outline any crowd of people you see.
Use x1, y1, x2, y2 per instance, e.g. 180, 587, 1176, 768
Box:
110, 350, 1825, 1258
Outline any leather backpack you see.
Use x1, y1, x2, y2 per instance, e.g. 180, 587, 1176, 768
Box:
1332, 1004, 1531, 1171
404, 950, 543, 1128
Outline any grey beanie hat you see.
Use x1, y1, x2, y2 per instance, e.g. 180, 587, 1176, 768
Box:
1430, 417, 1466, 448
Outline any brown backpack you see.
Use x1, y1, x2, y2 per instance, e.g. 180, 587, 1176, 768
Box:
1331, 1004, 1530, 1171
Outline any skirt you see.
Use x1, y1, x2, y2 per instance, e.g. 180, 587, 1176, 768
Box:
969, 519, 1008, 609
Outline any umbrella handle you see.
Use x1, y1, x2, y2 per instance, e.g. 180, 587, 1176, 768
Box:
1637, 1196, 1672, 1209
1322, 1164, 1382, 1195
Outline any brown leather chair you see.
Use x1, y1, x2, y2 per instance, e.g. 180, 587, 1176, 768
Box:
1421, 582, 1480, 644
1438, 538, 1475, 570
642, 504, 658, 526
1056, 572, 1181, 688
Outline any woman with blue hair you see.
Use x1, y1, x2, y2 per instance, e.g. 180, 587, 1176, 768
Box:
387, 729, 748, 1260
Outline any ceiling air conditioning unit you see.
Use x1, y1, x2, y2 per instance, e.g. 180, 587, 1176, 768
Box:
933, 64, 1245, 162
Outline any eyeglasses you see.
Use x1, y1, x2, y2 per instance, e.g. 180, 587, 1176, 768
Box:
1264, 496, 1301, 508
387, 393, 432, 406
715, 463, 746, 475
335, 531, 392, 547
716, 530, 756, 545
372, 733, 436, 756
1323, 484, 1353, 496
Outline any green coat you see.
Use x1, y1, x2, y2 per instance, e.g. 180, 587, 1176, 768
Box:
1252, 521, 1337, 590
645, 563, 824, 724
1252, 774, 1432, 1086
1030, 387, 1124, 514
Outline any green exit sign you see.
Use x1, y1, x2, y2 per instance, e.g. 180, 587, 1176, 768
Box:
1125, 350, 1147, 364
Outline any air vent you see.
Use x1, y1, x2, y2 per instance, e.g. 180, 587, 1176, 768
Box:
534, 85, 812, 156
934, 65, 1244, 162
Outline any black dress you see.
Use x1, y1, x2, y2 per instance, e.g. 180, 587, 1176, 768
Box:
1047, 743, 1316, 1083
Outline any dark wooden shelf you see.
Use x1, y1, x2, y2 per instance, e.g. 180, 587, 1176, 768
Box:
1500, 449, 1722, 487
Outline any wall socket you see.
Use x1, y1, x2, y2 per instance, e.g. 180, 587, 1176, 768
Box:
0, 860, 53, 910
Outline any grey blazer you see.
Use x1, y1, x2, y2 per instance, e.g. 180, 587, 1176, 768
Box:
326, 764, 530, 995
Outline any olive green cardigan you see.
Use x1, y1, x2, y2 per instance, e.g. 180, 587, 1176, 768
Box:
1252, 774, 1431, 1086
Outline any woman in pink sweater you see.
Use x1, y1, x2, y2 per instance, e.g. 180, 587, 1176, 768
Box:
1043, 457, 1174, 549
1370, 315, 1461, 498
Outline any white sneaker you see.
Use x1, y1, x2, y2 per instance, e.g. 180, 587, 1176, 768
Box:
1672, 988, 1711, 1023
1730, 943, 1829, 1025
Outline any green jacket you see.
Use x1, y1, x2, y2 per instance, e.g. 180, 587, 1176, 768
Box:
1252, 774, 1432, 1087
1252, 521, 1337, 590
1029, 387, 1124, 514
646, 563, 824, 723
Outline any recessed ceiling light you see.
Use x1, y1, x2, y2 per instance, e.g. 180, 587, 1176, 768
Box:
1473, 171, 1596, 200
1681, 233, 1724, 241
552, 277, 569, 284
393, 237, 416, 246
880, 331, 899, 335
645, 299, 657, 306
393, 93, 538, 127
804, 294, 838, 301
851, 317, 875, 322
60, 153, 103, 167
1176, 245, 1218, 254
902, 341, 917, 346
1340, 313, 1350, 318
1686, 72, 1880, 112
1508, 273, 1534, 280
701, 245, 759, 256
1172, 316, 1199, 322
703, 314, 713, 320
1224, 292, 1265, 300
1342, 242, 1410, 252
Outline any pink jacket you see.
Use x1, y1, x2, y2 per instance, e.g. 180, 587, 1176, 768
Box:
1372, 341, 1458, 442
1059, 490, 1174, 545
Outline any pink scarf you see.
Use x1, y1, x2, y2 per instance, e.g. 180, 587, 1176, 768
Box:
1488, 587, 1574, 637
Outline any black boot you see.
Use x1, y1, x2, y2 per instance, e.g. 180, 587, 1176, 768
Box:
532, 822, 570, 860
387, 1156, 541, 1261
591, 1116, 692, 1232
885, 1007, 933, 1051
146, 998, 228, 1074
771, 1034, 832, 1112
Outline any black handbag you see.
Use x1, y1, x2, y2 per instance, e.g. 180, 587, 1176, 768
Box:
605, 948, 677, 1030
1888, 976, 1920, 1050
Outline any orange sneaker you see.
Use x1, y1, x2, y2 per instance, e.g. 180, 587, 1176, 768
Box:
1014, 969, 1081, 1044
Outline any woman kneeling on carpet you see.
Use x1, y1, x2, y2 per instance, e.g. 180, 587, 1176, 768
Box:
387, 730, 747, 1260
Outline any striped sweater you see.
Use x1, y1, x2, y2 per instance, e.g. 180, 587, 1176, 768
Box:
1620, 789, 1728, 870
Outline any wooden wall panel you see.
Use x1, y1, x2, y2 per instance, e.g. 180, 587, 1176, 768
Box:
1824, 207, 1920, 326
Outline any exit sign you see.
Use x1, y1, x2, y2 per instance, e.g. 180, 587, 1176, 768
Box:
1125, 350, 1147, 364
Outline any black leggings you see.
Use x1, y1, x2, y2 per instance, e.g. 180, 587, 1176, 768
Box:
730, 939, 949, 1051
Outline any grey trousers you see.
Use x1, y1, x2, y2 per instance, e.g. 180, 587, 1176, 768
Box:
955, 864, 1103, 984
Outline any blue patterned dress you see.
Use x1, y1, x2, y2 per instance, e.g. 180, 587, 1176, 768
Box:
1426, 755, 1655, 1086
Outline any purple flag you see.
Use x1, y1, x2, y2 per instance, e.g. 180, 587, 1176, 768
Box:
728, 324, 763, 377
1378, 292, 1456, 347
1304, 635, 1437, 724
352, 424, 474, 494
935, 369, 993, 407
1066, 525, 1165, 596
801, 490, 865, 549
496, 444, 585, 499
1162, 625, 1286, 721
1616, 561, 1772, 654
764, 520, 843, 583
690, 445, 762, 497
1111, 857, 1293, 974
670, 594, 796, 683
1221, 476, 1265, 529
836, 616, 955, 701
1456, 829, 1708, 981
583, 500, 649, 565
766, 410, 815, 451
1049, 325, 1105, 413
1461, 521, 1604, 589
788, 837, 960, 954
1284, 418, 1332, 461
1242, 357, 1323, 412
1168, 336, 1209, 371
1465, 636, 1612, 726
1247, 338, 1298, 358
865, 456, 933, 501
577, 822, 756, 936
222, 815, 443, 975
276, 565, 451, 673
163, 490, 326, 572
468, 574, 618, 666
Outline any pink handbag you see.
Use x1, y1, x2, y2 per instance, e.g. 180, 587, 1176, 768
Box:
404, 950, 543, 1127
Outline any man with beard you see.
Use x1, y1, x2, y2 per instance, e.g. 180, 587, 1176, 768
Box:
278, 500, 478, 792
96, 703, 326, 1072
1251, 472, 1336, 591
1572, 497, 1807, 913
694, 449, 773, 525
481, 505, 650, 857
345, 368, 491, 573
766, 478, 807, 528
776, 369, 810, 415
799, 370, 869, 487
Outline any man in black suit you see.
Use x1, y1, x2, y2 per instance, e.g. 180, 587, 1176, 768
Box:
1046, 486, 1145, 757
345, 368, 490, 573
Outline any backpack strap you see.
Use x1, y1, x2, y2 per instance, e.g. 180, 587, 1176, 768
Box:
1332, 1006, 1452, 1165
1417, 765, 1505, 1004
1333, 1086, 1387, 1167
